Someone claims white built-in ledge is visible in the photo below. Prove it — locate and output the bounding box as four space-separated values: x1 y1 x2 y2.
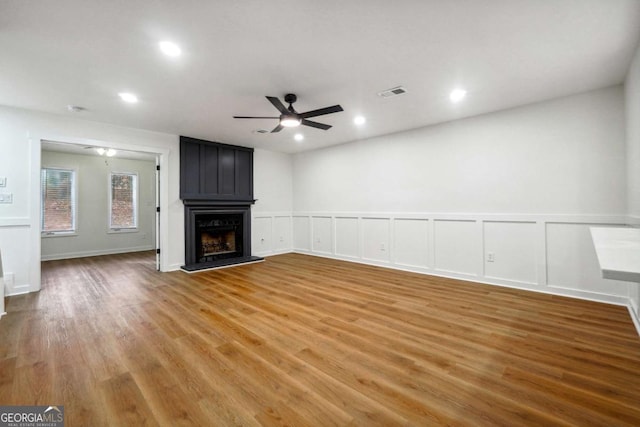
590 227 640 283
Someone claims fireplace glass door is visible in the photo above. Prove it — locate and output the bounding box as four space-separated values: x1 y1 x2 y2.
195 213 243 263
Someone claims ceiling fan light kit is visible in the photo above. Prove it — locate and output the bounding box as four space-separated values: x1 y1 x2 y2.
280 116 302 128
234 93 343 133
88 147 117 157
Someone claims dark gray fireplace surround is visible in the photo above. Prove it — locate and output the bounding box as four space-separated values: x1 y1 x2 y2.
180 136 263 271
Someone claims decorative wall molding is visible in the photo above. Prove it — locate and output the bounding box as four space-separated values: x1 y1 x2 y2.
0 218 30 228
252 212 294 258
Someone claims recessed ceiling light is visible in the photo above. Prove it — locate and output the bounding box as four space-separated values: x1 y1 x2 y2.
354 116 366 125
159 41 181 57
449 88 467 103
294 133 304 142
118 92 138 103
95 148 105 155
106 149 117 157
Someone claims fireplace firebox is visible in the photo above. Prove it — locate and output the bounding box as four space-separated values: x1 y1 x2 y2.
182 202 262 271
197 214 241 261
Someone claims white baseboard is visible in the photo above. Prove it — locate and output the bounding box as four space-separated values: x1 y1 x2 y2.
628 215 640 227
166 263 184 272
629 305 640 336
254 248 292 258
631 294 639 314
5 284 32 297
40 245 154 261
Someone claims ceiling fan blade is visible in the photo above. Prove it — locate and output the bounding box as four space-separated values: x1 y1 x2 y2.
271 124 284 133
233 116 279 119
300 104 343 119
302 119 332 130
266 96 289 114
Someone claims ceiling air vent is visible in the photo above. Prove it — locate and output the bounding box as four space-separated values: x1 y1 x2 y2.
377 86 407 98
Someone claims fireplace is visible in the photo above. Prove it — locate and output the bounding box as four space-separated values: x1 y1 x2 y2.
180 137 262 271
182 202 262 271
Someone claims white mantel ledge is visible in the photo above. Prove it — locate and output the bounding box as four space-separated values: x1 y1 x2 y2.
590 227 640 283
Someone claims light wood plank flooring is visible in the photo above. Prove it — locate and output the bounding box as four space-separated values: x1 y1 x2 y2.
1 252 640 426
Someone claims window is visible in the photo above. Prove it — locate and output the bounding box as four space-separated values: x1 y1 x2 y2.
41 168 76 234
110 172 138 230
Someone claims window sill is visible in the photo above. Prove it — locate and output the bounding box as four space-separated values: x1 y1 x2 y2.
108 228 138 234
42 232 78 238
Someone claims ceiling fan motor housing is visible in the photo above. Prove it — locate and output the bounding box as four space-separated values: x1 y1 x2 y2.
284 93 297 105
281 93 301 126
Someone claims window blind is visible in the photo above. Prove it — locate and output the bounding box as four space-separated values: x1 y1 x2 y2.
41 168 76 233
110 172 138 229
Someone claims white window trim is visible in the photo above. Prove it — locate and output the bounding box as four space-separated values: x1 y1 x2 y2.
108 171 139 232
42 231 78 238
107 228 138 234
41 166 78 236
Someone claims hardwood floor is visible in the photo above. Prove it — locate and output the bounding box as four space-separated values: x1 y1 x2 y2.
1 252 640 426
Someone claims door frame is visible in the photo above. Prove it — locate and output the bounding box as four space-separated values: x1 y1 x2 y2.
32 136 171 291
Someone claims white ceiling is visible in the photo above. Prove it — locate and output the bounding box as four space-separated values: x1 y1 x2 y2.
2 1 640 154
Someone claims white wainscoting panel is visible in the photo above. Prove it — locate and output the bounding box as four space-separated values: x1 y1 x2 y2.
483 221 537 284
335 217 359 258
0 225 32 296
293 216 310 251
393 218 429 268
433 219 479 276
546 222 631 295
362 218 390 263
312 216 333 255
273 216 292 253
252 213 293 257
252 216 273 256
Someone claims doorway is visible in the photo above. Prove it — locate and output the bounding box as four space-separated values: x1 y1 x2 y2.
40 140 162 270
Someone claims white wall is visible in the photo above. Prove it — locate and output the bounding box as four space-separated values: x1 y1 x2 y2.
627 42 640 222
40 150 156 260
253 148 293 213
625 41 640 316
292 87 638 324
294 87 626 214
252 148 294 257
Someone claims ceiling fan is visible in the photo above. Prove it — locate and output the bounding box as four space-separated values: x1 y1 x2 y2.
233 94 343 133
